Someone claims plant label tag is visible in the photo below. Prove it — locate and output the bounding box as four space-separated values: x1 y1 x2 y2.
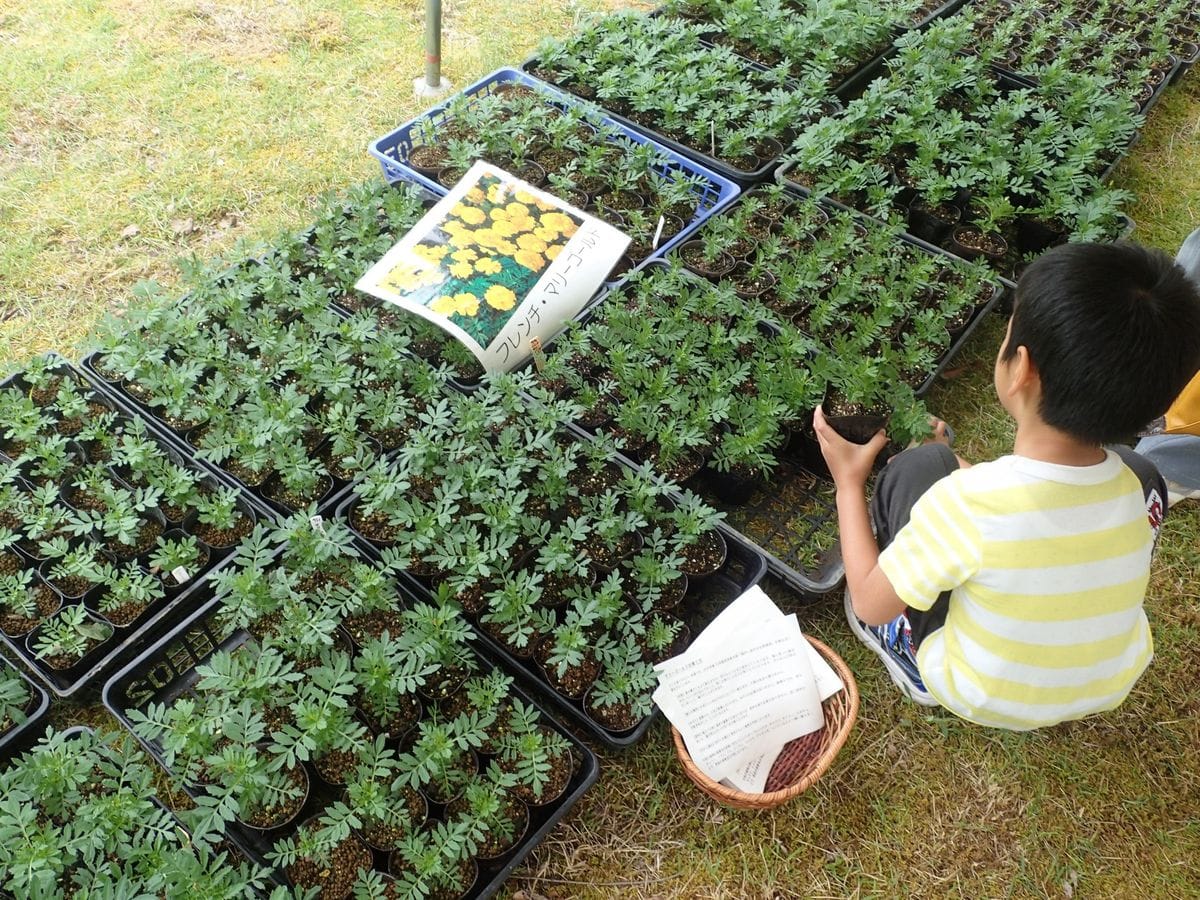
652 215 665 250
710 121 716 157
529 337 546 373
171 566 190 585
309 515 326 534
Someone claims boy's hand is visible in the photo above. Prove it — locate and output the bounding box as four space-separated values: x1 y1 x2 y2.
813 405 889 490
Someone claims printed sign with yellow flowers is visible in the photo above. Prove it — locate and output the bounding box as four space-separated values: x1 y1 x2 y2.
356 161 629 372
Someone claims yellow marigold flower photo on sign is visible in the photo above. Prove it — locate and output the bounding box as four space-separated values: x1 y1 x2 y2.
360 169 588 350
457 205 487 226
514 248 546 272
484 284 517 311
540 212 577 236
517 233 549 254
453 292 480 317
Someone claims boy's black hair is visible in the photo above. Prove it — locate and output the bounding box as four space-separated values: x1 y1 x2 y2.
1004 241 1200 444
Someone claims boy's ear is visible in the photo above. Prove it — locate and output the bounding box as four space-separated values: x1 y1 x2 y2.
1007 344 1040 397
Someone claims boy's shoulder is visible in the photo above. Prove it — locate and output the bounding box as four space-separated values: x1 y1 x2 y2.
939 451 1144 510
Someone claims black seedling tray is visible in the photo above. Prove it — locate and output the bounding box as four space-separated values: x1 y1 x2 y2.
337 493 768 749
78 351 364 525
518 54 830 187
0 356 260 697
692 456 844 597
103 584 600 900
0 654 51 764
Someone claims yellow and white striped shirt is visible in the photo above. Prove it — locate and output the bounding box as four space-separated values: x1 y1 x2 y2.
878 451 1155 730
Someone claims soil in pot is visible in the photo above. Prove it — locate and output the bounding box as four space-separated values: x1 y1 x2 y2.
389 851 477 900
635 615 690 666
587 530 642 574
352 782 426 852
642 443 705 484
505 739 573 806
677 529 727 579
342 607 406 647
286 826 373 900
315 747 361 788
418 663 469 704
423 748 478 805
729 264 777 300
408 143 449 176
360 692 422 742
536 637 599 700
1 580 61 638
447 790 529 860
823 392 890 445
679 242 736 280
188 512 254 550
585 689 639 733
947 225 1008 265
236 762 308 831
29 612 113 671
629 570 687 613
91 595 150 629
263 473 334 511
437 166 469 189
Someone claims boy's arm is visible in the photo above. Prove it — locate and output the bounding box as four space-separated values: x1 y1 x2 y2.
813 407 907 626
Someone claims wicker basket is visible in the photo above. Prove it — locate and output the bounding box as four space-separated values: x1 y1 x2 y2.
672 635 859 810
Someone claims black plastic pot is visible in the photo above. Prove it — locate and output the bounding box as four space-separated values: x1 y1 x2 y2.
907 198 961 245
946 225 1009 265
104 586 600 900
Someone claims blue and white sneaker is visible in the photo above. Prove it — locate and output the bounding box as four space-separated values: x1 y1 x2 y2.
843 591 939 707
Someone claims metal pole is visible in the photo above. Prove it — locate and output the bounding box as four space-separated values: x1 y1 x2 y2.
425 0 442 90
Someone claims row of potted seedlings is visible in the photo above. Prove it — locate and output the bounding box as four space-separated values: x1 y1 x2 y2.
0 355 255 693
674 186 997 390
1060 0 1200 63
119 512 593 899
781 18 1139 281
962 0 1180 108
0 728 286 898
85 183 479 517
526 233 990 586
657 0 933 90
340 373 747 743
378 75 728 292
525 11 834 180
0 657 46 754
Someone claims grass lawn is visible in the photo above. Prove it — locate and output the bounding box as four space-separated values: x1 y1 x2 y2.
3 2 1200 898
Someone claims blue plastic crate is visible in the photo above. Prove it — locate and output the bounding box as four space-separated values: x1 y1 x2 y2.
368 68 740 280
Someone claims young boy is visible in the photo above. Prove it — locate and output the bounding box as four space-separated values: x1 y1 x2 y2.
814 241 1200 730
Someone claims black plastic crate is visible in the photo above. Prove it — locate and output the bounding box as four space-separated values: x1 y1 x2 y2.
103 584 600 900
0 357 261 697
337 496 768 748
0 654 51 764
518 47 834 186
78 350 369 525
